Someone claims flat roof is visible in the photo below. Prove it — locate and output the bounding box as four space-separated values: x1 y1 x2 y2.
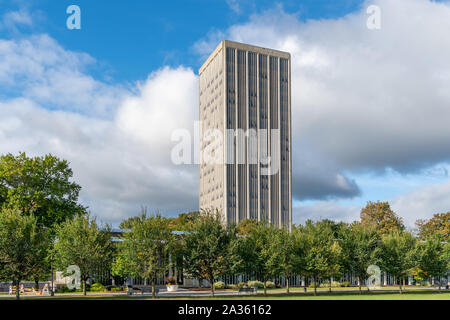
199 40 291 75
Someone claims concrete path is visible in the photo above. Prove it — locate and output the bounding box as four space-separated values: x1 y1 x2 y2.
0 286 447 299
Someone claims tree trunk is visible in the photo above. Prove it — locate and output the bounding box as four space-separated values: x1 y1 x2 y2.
210 277 215 297
438 276 441 293
313 276 317 296
264 277 267 296
152 278 156 299
328 279 332 293
286 275 290 294
359 278 362 294
83 279 87 296
399 281 402 294
15 279 20 300
34 276 40 291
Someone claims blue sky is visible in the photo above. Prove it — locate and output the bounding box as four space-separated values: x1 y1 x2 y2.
0 0 366 81
1 0 450 227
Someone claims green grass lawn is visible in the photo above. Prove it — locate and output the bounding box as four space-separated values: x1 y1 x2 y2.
221 285 436 292
165 289 450 300
1 290 448 300
207 291 450 300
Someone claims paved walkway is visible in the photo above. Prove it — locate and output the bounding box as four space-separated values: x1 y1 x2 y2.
1 287 447 299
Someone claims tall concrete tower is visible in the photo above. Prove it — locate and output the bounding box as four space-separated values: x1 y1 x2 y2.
199 40 292 229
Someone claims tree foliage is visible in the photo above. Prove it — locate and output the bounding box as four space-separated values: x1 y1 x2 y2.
416 234 449 292
0 209 50 299
233 221 282 295
301 220 342 295
53 213 113 295
416 213 449 241
236 218 260 235
182 209 236 296
0 152 84 229
340 223 378 292
113 212 173 298
360 201 405 235
168 211 201 231
378 230 416 293
269 227 300 293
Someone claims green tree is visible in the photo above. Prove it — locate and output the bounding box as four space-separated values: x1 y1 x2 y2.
113 213 173 298
0 209 50 300
378 230 416 293
53 213 113 295
411 267 428 284
168 211 201 231
301 220 342 296
416 234 449 292
269 228 299 294
182 209 236 297
416 213 450 241
29 237 52 291
0 152 84 229
360 201 405 235
236 218 260 235
111 256 129 280
291 225 308 290
340 223 379 293
235 222 284 295
119 216 142 230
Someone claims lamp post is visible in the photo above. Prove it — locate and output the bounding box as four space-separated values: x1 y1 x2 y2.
51 256 54 296
50 239 55 296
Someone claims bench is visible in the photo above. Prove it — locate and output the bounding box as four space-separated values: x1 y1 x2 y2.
127 285 159 295
238 287 257 295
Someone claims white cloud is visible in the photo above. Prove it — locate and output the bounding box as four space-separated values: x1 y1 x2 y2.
295 177 450 228
226 0 242 13
0 35 199 225
391 179 450 227
0 10 33 32
3 0 450 225
293 201 361 226
195 0 450 182
0 34 125 117
116 66 198 154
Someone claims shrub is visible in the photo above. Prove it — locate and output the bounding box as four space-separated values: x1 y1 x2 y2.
90 283 105 292
237 282 246 289
331 281 340 287
214 281 225 289
59 284 90 293
319 281 340 288
110 287 124 292
340 282 352 287
247 280 264 288
265 281 276 288
57 286 75 293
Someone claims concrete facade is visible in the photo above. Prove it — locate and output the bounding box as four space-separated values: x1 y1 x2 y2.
199 40 292 229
